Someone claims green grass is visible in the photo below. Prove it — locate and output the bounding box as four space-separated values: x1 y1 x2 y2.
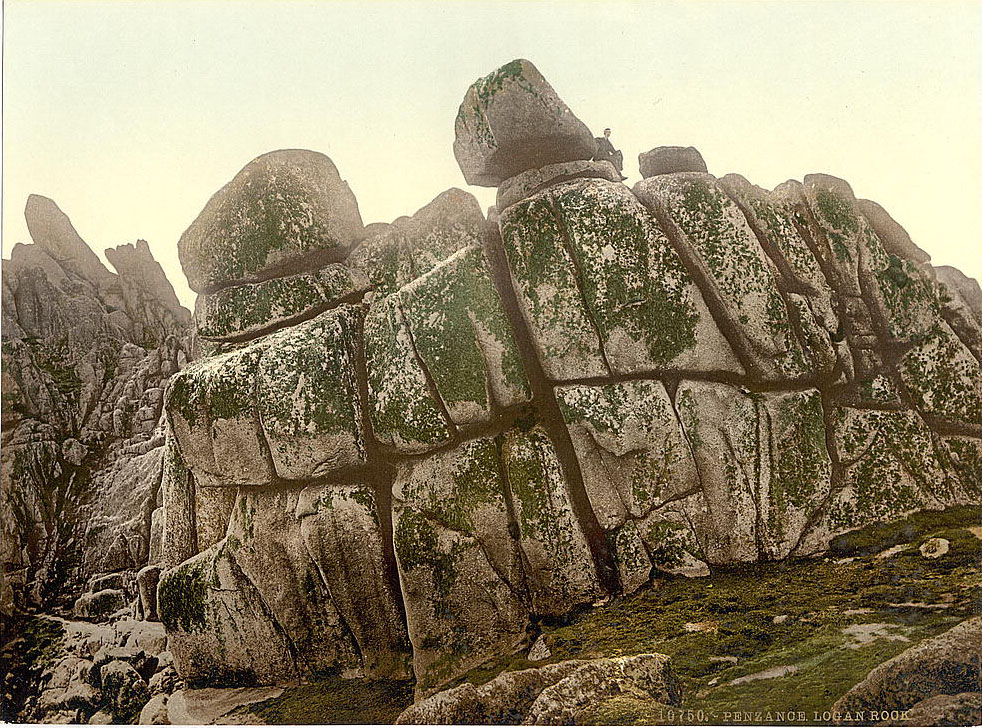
240 676 413 725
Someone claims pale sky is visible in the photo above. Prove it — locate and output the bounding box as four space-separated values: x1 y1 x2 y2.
4 0 981 309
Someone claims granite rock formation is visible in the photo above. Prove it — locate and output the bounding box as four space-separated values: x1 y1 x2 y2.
148 59 982 702
1 196 192 619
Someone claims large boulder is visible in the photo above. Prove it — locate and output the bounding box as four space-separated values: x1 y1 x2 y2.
526 653 681 725
178 149 364 293
453 59 596 186
639 146 708 178
396 660 588 724
832 617 982 716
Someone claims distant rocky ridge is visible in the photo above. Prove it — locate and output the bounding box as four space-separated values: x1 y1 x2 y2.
151 56 982 704
1 195 191 619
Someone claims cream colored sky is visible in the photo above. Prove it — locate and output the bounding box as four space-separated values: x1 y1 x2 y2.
4 0 981 309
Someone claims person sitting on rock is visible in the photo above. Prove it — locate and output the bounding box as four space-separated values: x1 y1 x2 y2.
593 128 627 181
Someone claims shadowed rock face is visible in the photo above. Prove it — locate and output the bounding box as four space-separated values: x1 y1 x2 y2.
157 59 982 695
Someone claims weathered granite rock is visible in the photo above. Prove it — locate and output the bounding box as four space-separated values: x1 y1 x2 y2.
146 67 982 703
499 178 741 380
556 379 700 587
396 660 588 724
73 589 128 621
2 197 190 613
297 483 412 678
935 266 982 362
718 174 839 351
392 437 529 689
224 487 363 677
824 408 965 536
897 320 982 429
832 617 982 716
635 173 812 381
502 426 603 613
138 693 169 724
639 146 708 178
104 240 191 347
193 263 368 342
525 653 682 725
895 692 982 726
100 660 149 722
396 246 530 427
857 198 931 265
24 195 118 292
496 159 620 212
168 306 367 486
454 59 596 186
675 382 832 562
256 306 367 480
158 541 298 685
166 343 271 486
364 293 454 453
348 188 486 298
178 149 364 293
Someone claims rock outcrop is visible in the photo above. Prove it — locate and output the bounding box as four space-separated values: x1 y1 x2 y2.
136 59 981 703
2 196 192 618
832 617 982 719
394 653 681 725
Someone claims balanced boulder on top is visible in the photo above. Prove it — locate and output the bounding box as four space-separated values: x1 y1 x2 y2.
639 146 708 178
453 59 596 186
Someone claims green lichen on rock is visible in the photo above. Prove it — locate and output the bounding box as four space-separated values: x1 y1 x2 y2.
502 179 741 378
396 437 509 534
348 188 485 298
194 264 366 342
635 174 807 380
392 495 528 690
399 246 529 425
165 340 272 485
453 59 595 186
551 180 702 371
498 189 610 379
674 382 832 562
828 407 960 533
937 436 982 499
765 390 831 552
898 321 982 428
159 541 300 686
178 150 364 293
557 379 699 530
502 426 602 613
257 306 367 479
871 254 940 342
364 293 452 453
158 557 211 634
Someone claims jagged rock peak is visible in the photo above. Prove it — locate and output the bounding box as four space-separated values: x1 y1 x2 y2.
177 149 365 294
104 239 189 321
453 59 596 186
24 194 116 288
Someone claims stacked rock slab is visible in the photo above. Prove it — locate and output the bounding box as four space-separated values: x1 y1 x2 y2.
158 59 982 697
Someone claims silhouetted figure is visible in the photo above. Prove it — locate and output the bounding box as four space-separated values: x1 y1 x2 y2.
593 128 627 181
